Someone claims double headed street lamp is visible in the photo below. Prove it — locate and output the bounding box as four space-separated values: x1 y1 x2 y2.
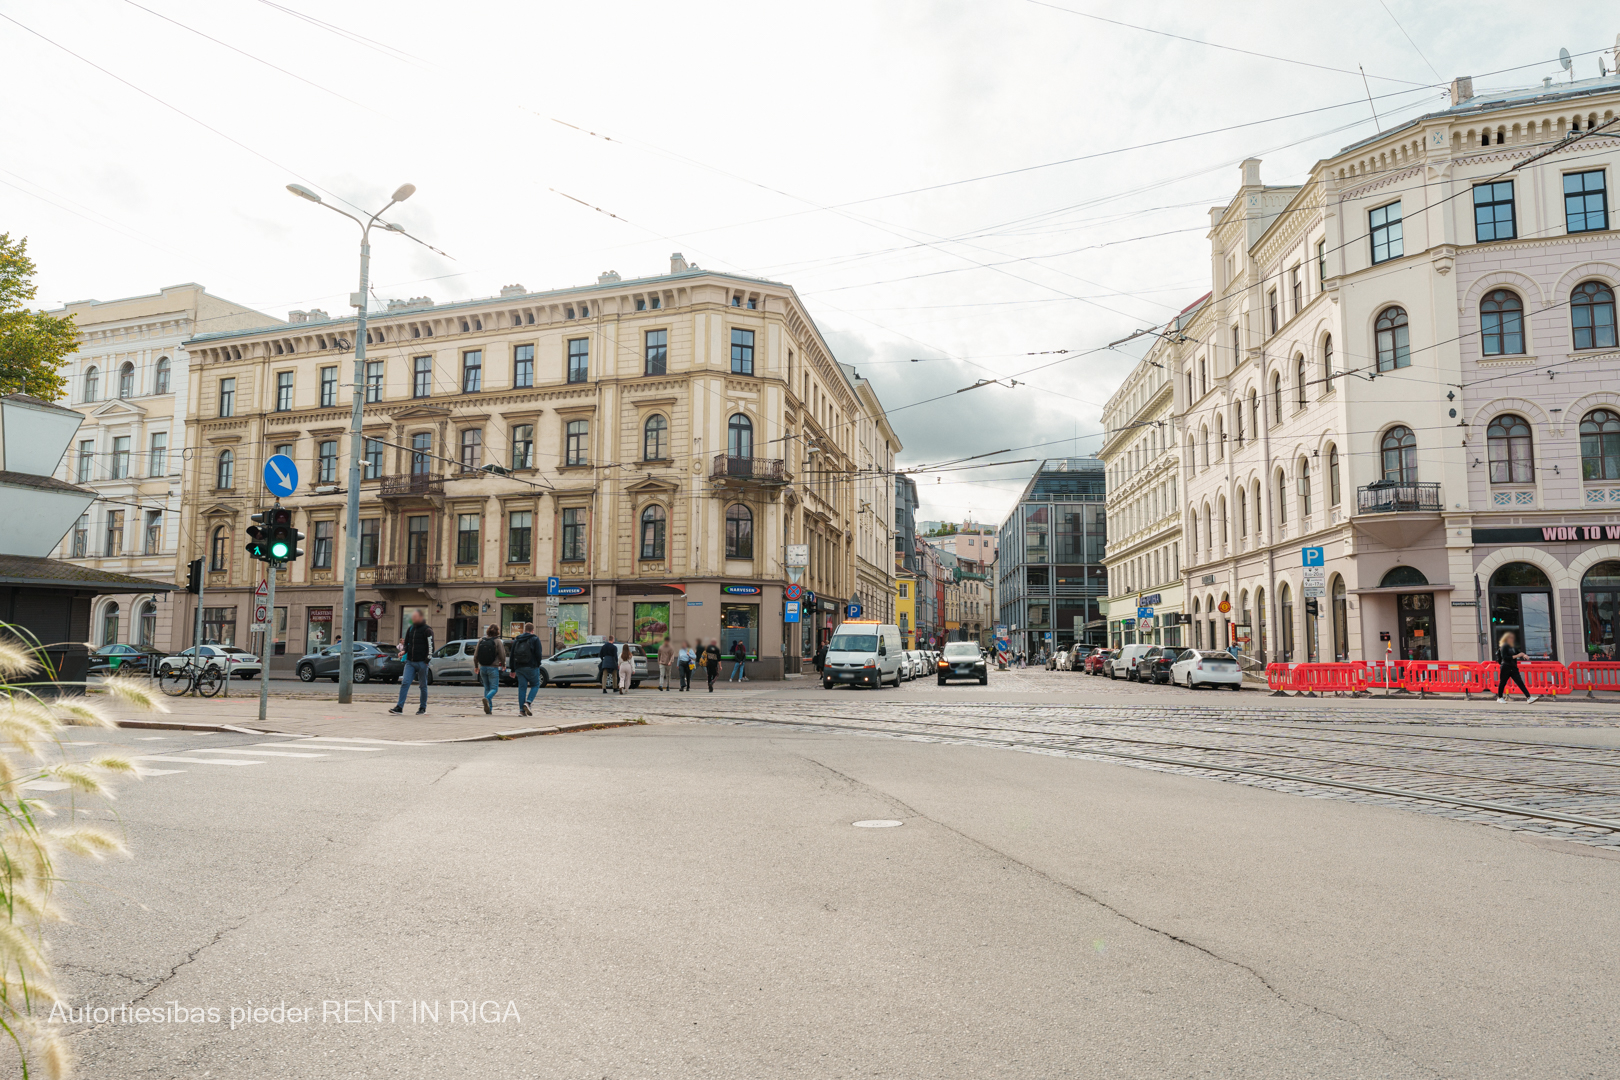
287 181 418 703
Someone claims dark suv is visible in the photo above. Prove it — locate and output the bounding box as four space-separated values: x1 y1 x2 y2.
296 641 404 684
1133 646 1182 685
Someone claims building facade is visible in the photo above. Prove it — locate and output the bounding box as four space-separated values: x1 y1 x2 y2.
847 366 900 628
176 259 875 678
1100 314 1188 649
1181 70 1620 664
49 284 280 651
996 458 1108 656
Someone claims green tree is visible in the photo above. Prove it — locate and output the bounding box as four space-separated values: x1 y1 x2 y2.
0 235 77 401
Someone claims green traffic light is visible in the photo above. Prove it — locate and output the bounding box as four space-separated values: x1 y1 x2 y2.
270 541 290 559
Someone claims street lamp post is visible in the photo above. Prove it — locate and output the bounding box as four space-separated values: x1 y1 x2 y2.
287 181 416 703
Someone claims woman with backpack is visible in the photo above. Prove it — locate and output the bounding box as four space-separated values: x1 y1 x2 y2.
474 625 507 715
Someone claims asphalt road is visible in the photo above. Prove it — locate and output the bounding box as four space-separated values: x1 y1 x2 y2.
36 715 1620 1079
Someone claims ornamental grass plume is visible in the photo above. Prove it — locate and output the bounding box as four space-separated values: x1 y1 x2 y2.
0 626 159 1078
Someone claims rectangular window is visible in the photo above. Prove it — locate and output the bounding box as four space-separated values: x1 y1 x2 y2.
459 429 481 471
276 371 294 411
461 350 482 393
104 510 124 557
357 518 379 567
1268 289 1278 333
363 437 383 479
77 440 93 483
406 515 430 565
561 507 585 561
730 328 754 375
202 607 236 648
219 378 235 417
318 439 338 484
1565 170 1609 233
320 365 338 408
413 356 432 398
1369 201 1403 263
508 511 532 563
143 510 162 555
567 338 589 383
1317 238 1327 288
148 432 167 477
1474 180 1516 242
111 436 130 479
365 360 384 402
1290 265 1301 315
275 443 293 460
513 344 534 388
1231 325 1240 364
312 520 333 569
411 432 432 474
565 420 588 466
899 583 908 598
644 329 667 376
455 513 480 564
511 424 533 470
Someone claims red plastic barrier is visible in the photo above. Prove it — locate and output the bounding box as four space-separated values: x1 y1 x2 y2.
1570 661 1620 695
1359 659 1414 691
1475 660 1571 696
1296 663 1368 694
1401 661 1487 696
1266 663 1294 692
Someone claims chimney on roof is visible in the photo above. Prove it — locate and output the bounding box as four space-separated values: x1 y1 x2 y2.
598 270 620 284
1240 158 1262 188
670 252 688 274
1450 75 1474 104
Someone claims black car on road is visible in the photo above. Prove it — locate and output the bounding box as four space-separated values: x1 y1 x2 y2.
1133 646 1182 685
936 642 988 685
295 641 404 684
87 643 165 676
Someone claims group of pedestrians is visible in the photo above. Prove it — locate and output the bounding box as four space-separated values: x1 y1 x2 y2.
388 608 756 715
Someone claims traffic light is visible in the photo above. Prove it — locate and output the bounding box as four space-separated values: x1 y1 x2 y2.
186 558 203 593
267 507 303 564
1305 598 1320 617
247 510 271 563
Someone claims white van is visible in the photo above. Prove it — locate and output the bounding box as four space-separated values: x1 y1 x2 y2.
822 621 904 689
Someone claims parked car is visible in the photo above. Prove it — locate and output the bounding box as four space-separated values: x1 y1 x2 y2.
936 641 988 685
158 645 261 679
86 643 165 676
1171 649 1244 690
1105 644 1153 679
1133 646 1183 685
1081 648 1112 675
536 642 644 688
296 641 403 684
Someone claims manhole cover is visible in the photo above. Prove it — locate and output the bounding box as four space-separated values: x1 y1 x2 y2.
853 819 903 828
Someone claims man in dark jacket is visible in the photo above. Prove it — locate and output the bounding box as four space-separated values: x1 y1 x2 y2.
389 610 434 715
599 635 620 694
509 622 543 717
703 640 721 692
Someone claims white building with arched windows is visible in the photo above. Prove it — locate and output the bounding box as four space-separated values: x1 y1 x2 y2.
1177 70 1620 665
49 284 280 651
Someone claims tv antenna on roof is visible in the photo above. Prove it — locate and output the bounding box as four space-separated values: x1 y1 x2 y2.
1560 47 1573 82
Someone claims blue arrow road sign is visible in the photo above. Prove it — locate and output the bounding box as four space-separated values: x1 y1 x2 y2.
1302 545 1325 567
546 576 560 596
263 454 299 497
1137 607 1153 620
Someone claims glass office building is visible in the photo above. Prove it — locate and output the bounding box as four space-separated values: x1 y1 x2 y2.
996 458 1108 656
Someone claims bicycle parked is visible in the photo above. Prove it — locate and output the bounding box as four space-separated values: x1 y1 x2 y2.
157 656 223 698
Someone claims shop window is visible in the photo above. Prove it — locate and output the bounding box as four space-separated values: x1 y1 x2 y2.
203 606 237 647
721 603 758 659
1581 561 1620 658
1489 562 1556 659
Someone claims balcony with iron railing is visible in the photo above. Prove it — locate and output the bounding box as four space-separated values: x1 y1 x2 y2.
1356 481 1441 514
710 454 789 487
373 563 440 587
380 473 444 497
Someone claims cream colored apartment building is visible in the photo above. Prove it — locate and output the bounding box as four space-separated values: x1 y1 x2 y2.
50 284 281 651
847 365 901 629
177 257 870 677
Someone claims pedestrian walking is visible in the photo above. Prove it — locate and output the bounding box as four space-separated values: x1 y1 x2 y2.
509 622 543 717
729 639 747 681
677 641 695 691
475 624 506 715
618 643 633 694
704 639 721 692
657 636 674 691
599 635 619 694
1495 632 1539 703
389 609 434 715
813 642 827 674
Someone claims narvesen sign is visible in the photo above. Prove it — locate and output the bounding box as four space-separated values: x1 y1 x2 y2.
1473 525 1620 545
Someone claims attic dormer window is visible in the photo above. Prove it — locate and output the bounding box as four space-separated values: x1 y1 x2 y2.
650 297 660 310
460 320 470 333
732 296 741 307
525 312 534 324
318 336 327 349
747 298 757 310
580 304 589 317
636 299 646 311
565 307 575 319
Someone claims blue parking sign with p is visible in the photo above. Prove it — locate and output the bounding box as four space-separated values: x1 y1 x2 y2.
1302 546 1325 567
546 576 560 596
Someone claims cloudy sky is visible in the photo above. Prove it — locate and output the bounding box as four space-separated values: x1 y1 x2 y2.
3 0 1609 525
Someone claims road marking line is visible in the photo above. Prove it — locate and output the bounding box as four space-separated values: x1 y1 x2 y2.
22 781 70 791
137 768 186 776
182 749 328 758
135 756 262 767
282 736 427 746
251 742 380 752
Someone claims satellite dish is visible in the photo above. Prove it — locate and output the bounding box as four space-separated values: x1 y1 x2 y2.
1560 47 1572 73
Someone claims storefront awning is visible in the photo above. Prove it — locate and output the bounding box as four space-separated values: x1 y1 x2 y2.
1347 583 1457 596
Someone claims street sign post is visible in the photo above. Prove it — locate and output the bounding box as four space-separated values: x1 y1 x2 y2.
263 454 299 498
847 603 863 619
257 565 276 725
546 576 560 596
784 601 800 623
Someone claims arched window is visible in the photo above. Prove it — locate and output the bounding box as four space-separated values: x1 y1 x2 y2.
1375 306 1410 371
1252 479 1262 535
1275 468 1287 525
727 413 753 459
1572 280 1617 351
118 361 134 398
1321 334 1334 392
1298 459 1312 517
153 356 170 395
725 503 753 559
1379 565 1429 588
1480 289 1524 356
1200 425 1209 468
209 525 228 571
1215 415 1224 461
1489 562 1556 659
83 366 99 402
1255 586 1267 658
643 414 668 461
216 449 234 489
1249 388 1259 435
1327 444 1341 506
1295 354 1307 406
1279 582 1295 660
1581 409 1620 480
1330 576 1348 661
1581 561 1620 658
1487 414 1534 483
101 602 119 646
639 505 666 560
1381 426 1416 483
1234 396 1245 443
1271 372 1282 418
1203 503 1213 551
1189 509 1199 554
138 599 158 647
1218 494 1228 547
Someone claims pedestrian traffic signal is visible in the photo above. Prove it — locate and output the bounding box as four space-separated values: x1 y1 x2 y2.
247 507 303 565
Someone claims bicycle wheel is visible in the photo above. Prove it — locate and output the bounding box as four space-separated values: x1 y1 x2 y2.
196 667 224 698
158 666 192 697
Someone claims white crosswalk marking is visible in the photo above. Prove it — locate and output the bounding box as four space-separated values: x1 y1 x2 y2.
138 768 186 776
184 748 328 759
136 756 260 767
22 780 70 791
250 742 380 753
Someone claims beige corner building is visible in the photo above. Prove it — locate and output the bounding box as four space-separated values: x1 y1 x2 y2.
175 257 891 677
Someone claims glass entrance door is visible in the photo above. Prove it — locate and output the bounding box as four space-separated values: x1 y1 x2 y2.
1397 592 1435 660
